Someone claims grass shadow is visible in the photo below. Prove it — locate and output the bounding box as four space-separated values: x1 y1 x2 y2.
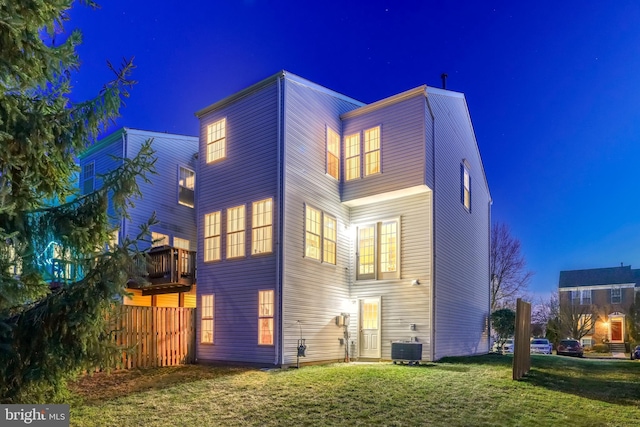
69 364 252 405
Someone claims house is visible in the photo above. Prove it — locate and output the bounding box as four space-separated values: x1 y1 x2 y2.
558 265 640 348
78 127 199 307
194 71 491 366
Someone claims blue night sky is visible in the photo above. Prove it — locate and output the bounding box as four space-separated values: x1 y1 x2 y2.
68 1 640 300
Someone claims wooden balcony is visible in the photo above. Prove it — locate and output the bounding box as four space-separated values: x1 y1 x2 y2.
129 246 196 295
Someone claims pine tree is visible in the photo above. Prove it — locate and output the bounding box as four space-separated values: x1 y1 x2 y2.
0 1 155 402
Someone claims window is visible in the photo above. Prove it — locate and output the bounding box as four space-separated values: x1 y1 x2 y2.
151 232 169 248
201 294 214 344
578 314 595 333
581 289 592 305
305 206 322 260
345 133 360 181
461 163 471 211
178 166 195 207
82 162 95 194
174 237 190 251
108 229 119 250
6 244 22 276
364 126 380 176
252 198 273 255
206 118 226 163
581 337 594 348
356 220 400 280
227 205 245 258
323 215 337 265
611 287 622 304
258 290 274 345
204 212 221 262
327 127 340 180
305 206 337 264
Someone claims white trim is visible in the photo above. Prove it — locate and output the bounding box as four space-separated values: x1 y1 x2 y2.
559 283 635 292
343 184 431 207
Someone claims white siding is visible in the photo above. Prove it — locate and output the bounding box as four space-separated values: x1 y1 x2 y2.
342 93 427 202
349 193 432 360
428 89 491 360
124 129 198 247
196 80 280 365
281 77 362 365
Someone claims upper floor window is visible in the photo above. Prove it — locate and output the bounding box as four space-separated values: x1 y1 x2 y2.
356 220 399 280
201 294 214 344
178 166 195 208
327 127 340 180
227 205 245 258
364 126 380 176
207 118 226 163
571 289 591 305
151 232 169 248
82 162 95 194
204 212 221 262
611 287 622 304
345 133 360 181
304 205 336 265
461 163 471 211
258 290 274 345
252 198 273 255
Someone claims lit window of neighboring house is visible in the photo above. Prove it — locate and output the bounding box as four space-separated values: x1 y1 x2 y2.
204 212 221 262
258 290 274 345
611 287 622 304
364 126 381 176
252 198 273 255
83 162 95 194
7 244 22 276
304 205 337 265
345 133 360 181
327 127 340 180
174 237 190 251
461 163 471 211
206 118 226 163
178 166 195 207
201 294 214 344
151 232 169 248
356 220 400 280
581 289 592 305
227 205 245 258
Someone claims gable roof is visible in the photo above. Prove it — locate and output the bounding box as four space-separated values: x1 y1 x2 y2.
558 265 640 288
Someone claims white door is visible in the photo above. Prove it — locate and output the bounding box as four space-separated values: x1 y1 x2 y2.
360 298 381 358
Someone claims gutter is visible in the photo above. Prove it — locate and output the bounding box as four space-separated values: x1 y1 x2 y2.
275 75 285 366
424 90 436 362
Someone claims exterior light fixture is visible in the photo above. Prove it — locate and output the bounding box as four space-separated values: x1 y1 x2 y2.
411 279 420 286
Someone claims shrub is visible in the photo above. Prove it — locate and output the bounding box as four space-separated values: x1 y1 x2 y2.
592 344 609 353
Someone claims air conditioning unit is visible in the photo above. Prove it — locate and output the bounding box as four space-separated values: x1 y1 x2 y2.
391 341 422 364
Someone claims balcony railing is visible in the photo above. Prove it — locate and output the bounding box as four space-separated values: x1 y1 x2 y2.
127 246 196 295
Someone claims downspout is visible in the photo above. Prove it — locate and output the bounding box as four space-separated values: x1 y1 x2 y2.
425 90 437 361
488 198 493 351
121 129 128 240
275 74 284 366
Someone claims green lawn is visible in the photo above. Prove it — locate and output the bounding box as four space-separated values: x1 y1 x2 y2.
68 354 640 426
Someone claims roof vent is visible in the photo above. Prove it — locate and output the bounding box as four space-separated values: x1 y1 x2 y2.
441 73 448 89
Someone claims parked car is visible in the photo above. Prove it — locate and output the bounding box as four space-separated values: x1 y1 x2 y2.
630 345 640 360
530 338 552 354
557 339 583 357
502 338 514 354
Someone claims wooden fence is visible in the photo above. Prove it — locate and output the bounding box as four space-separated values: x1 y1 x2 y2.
111 305 196 369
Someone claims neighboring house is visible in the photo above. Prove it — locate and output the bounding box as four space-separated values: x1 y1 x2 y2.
194 71 491 366
78 128 199 308
558 265 640 348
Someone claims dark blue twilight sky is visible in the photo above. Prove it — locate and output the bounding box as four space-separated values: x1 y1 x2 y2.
68 1 640 300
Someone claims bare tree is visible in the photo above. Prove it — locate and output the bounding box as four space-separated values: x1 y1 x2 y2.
559 301 595 341
490 222 534 311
